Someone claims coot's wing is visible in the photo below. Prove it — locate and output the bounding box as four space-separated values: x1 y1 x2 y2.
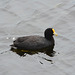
13 36 28 46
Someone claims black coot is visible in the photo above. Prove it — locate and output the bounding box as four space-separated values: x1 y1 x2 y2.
11 28 57 55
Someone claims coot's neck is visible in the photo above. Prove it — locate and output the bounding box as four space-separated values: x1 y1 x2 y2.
45 35 53 41
44 30 53 41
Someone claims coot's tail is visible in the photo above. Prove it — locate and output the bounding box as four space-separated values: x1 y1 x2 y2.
10 44 17 49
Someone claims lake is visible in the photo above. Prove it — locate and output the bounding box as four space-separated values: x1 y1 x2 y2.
0 0 75 75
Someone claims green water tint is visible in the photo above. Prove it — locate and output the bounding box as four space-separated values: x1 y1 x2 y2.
10 47 56 57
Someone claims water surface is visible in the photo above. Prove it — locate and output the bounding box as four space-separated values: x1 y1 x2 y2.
0 0 75 75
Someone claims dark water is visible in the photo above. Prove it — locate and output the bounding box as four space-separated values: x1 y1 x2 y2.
0 0 75 75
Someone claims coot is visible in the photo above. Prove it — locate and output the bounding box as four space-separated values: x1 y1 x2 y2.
11 28 57 52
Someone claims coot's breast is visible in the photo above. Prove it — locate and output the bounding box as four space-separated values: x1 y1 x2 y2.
13 36 54 50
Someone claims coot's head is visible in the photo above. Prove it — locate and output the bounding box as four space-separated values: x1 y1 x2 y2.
44 28 57 40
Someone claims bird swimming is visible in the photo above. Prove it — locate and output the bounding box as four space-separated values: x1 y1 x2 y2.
11 28 57 56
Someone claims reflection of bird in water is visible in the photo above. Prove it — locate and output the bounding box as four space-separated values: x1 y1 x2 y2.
10 28 57 57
